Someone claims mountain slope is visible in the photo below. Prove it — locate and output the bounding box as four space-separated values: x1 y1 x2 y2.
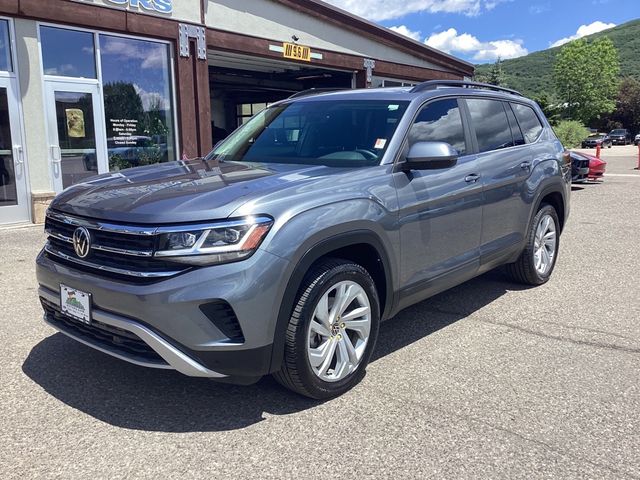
475 18 640 100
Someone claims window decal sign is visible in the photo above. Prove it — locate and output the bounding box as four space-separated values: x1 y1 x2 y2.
106 0 173 14
66 109 86 138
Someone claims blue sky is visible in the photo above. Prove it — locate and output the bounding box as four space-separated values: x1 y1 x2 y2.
325 0 639 64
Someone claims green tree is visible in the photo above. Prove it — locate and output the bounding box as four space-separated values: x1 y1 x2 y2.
554 120 590 148
486 57 506 86
533 93 561 125
476 58 506 86
553 37 620 124
102 82 144 138
611 77 640 134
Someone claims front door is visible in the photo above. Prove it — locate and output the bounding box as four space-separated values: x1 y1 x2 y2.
45 81 107 193
394 98 483 308
0 76 29 225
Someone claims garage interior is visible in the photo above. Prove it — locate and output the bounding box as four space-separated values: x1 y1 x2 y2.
208 51 355 143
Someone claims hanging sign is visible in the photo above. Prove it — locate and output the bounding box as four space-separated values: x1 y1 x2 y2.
282 43 312 62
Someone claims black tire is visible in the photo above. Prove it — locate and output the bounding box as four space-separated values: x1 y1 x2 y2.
273 258 380 399
506 204 560 286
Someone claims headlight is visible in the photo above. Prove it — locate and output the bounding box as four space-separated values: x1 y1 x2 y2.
155 216 273 265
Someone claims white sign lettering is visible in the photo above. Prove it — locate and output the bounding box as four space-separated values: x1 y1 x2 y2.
106 0 173 14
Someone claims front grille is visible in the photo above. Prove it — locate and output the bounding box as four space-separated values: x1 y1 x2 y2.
44 211 190 283
41 297 167 366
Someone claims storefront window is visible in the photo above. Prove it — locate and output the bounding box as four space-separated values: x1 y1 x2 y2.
371 76 416 88
237 103 269 127
99 35 176 170
40 26 96 78
0 20 12 72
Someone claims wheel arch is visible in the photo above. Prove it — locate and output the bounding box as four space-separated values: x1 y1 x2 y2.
529 184 566 233
268 230 394 373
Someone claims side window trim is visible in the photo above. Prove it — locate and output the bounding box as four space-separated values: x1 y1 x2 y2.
509 101 544 144
462 96 539 154
395 96 471 165
503 101 526 147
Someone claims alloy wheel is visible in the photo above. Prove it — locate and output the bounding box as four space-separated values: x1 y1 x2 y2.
533 214 557 275
306 280 371 382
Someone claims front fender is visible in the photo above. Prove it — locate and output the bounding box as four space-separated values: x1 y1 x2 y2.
260 200 399 373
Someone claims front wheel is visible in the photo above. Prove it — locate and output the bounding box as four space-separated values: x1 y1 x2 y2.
274 259 380 399
506 204 560 285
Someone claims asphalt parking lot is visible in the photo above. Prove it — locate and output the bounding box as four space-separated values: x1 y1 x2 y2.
1 147 639 479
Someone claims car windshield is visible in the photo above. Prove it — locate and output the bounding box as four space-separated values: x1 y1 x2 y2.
206 100 409 168
610 129 626 134
588 135 604 139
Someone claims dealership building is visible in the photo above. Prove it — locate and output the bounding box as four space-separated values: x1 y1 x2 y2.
0 0 473 225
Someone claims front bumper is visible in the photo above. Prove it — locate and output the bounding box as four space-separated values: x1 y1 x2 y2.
36 247 290 379
39 286 226 377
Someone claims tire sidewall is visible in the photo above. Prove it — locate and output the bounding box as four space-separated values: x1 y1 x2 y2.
527 204 560 283
293 263 380 397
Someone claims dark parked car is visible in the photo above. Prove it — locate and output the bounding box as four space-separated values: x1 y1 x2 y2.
570 151 606 182
37 81 571 399
608 129 631 145
581 134 611 149
570 151 590 182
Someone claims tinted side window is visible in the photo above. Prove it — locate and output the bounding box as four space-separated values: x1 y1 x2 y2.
409 99 466 155
505 104 525 146
511 103 543 143
466 98 513 153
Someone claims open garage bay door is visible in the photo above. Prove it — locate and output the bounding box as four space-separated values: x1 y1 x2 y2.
209 51 354 143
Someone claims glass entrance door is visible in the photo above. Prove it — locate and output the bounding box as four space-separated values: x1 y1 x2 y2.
0 76 28 225
45 81 107 192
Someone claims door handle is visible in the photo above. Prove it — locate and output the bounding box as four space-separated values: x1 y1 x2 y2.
465 174 480 183
12 145 23 165
50 145 61 164
520 161 532 170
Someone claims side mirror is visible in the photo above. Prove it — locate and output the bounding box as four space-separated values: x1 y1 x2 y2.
402 141 459 171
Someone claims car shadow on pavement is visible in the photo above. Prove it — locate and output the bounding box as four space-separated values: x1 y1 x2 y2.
22 270 527 433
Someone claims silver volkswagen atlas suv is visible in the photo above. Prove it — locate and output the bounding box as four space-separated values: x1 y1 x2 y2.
37 81 571 399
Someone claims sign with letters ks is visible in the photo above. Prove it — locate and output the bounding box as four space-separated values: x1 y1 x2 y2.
107 0 173 14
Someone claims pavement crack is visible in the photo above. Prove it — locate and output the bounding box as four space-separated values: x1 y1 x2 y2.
533 319 639 344
478 319 640 355
376 389 640 480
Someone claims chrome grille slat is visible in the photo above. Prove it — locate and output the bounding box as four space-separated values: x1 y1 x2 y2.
44 211 189 281
44 243 183 278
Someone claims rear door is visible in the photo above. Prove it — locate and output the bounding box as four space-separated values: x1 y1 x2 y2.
394 98 483 307
464 98 532 264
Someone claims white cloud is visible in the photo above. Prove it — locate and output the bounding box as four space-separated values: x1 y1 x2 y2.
473 39 528 61
323 0 506 22
133 84 170 112
101 37 167 70
389 25 422 41
425 28 528 61
550 21 616 47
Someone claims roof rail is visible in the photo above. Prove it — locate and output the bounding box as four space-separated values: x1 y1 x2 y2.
288 88 348 100
410 80 522 97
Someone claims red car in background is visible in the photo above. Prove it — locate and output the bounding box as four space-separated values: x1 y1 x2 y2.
570 151 607 182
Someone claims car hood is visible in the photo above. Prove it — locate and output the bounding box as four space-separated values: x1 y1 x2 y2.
50 158 343 224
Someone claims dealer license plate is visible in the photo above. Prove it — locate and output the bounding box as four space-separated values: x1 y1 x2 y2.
60 284 92 325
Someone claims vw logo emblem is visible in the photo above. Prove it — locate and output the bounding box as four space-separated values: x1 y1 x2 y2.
72 227 91 258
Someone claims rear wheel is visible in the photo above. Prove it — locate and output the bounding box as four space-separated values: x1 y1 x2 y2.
274 259 380 399
506 204 560 285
